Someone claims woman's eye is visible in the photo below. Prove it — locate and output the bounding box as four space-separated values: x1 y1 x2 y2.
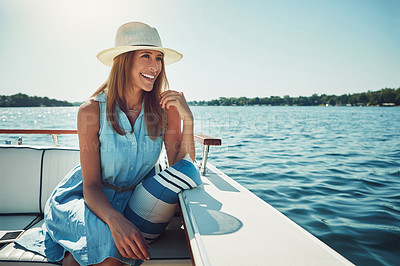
141 54 150 58
156 57 163 61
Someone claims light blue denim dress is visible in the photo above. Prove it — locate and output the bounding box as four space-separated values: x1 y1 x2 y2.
16 92 163 265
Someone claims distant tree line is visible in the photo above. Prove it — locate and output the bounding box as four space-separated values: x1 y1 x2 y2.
2 88 399 107
188 88 400 107
0 93 74 107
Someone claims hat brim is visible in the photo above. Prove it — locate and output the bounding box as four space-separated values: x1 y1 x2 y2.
97 46 183 67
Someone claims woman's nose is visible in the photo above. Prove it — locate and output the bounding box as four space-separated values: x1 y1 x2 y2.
149 59 159 73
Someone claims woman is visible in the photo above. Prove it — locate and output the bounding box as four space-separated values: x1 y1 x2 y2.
16 22 201 266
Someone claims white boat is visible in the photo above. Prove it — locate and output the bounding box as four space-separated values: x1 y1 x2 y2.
0 129 353 265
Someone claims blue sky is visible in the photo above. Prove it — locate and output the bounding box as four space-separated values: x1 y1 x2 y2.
0 0 399 102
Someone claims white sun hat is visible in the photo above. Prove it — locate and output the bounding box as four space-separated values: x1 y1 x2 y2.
97 22 183 67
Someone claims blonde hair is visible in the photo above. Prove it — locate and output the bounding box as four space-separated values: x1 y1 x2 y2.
92 51 167 140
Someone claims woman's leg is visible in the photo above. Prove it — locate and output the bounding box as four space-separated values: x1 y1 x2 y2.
124 157 202 242
62 250 127 266
62 252 80 266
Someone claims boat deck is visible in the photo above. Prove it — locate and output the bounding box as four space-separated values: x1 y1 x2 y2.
180 163 353 265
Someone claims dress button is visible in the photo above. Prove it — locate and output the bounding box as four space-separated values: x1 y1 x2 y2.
130 167 133 170
132 141 135 145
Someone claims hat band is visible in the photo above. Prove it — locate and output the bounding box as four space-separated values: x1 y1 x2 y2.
130 44 157 47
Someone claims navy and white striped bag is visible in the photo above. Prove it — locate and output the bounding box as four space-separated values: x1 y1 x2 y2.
124 154 202 242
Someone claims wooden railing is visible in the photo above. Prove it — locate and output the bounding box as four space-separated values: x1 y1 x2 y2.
0 129 221 175
194 133 221 175
0 129 78 146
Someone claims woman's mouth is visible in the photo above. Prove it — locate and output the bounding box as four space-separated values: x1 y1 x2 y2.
141 73 155 81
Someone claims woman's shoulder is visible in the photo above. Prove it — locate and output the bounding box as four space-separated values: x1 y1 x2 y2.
78 98 100 118
77 98 101 135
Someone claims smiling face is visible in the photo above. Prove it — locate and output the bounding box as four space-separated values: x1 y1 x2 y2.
131 49 164 93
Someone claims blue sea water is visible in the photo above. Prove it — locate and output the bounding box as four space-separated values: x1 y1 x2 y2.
1 105 400 265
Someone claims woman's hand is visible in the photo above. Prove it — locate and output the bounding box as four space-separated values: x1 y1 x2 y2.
108 214 150 261
159 90 193 122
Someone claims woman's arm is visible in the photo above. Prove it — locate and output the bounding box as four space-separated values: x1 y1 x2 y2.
78 100 150 261
160 90 195 165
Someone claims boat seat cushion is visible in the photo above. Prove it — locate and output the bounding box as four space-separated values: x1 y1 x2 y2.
40 149 80 211
0 147 43 214
0 146 80 214
125 156 202 242
0 239 60 265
